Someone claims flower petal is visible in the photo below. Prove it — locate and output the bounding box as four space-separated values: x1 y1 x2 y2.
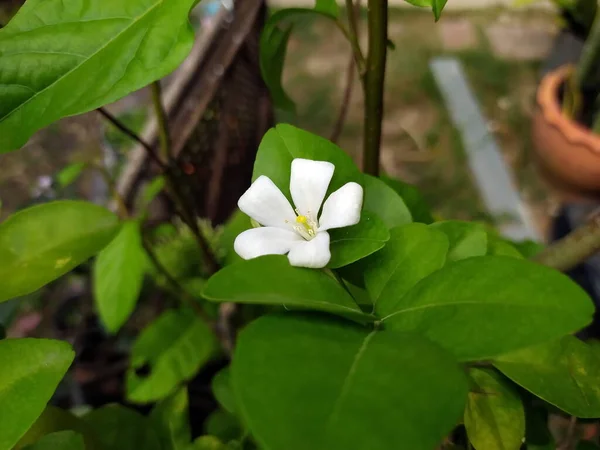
290 158 335 218
238 176 296 229
287 231 331 268
234 227 302 260
318 182 363 231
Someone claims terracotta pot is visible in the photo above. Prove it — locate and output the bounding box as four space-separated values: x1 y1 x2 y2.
532 65 600 196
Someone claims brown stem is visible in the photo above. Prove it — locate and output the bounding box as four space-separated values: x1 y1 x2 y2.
533 212 600 272
362 0 388 176
339 0 365 76
97 107 166 170
330 53 356 143
150 81 172 161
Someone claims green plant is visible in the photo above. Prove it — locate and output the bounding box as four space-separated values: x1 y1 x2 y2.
1 0 600 450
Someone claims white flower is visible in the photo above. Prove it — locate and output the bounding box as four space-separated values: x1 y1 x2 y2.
234 158 364 268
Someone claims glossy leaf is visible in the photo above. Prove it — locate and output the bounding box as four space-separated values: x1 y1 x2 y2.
232 314 468 450
0 339 74 450
495 336 600 418
203 255 364 319
22 431 84 450
127 308 216 403
0 201 120 302
381 176 434 224
364 223 448 317
328 211 389 269
85 405 161 450
464 368 525 450
430 220 487 262
93 221 146 333
151 388 191 450
260 5 339 110
211 368 236 414
384 256 594 361
0 0 197 152
252 125 361 204
15 406 100 450
487 234 523 258
362 175 412 229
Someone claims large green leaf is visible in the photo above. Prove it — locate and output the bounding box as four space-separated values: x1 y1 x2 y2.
362 175 412 229
232 314 468 450
364 223 448 317
93 220 146 333
15 406 100 450
495 336 600 418
260 3 339 110
211 368 236 415
383 256 594 361
252 125 361 203
0 338 74 450
127 308 216 403
0 0 197 152
464 368 525 450
84 405 161 450
430 220 488 262
327 211 389 269
22 431 84 450
219 210 252 267
381 176 434 224
150 388 191 450
0 201 120 302
203 255 365 319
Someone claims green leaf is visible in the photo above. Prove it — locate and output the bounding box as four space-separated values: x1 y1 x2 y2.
261 5 339 111
219 210 252 267
127 308 216 403
93 221 145 333
487 234 523 258
381 176 434 224
187 436 227 450
433 0 449 20
383 256 594 361
139 176 166 211
15 406 100 450
204 410 242 443
362 175 412 229
327 211 390 269
430 220 488 262
464 368 525 450
232 314 468 450
0 338 74 450
495 336 600 418
0 0 197 152
22 431 84 450
55 163 85 189
252 125 361 203
0 201 120 302
203 255 365 319
364 223 448 317
211 368 236 414
84 405 161 450
150 388 191 450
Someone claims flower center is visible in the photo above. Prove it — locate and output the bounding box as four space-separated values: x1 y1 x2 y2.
293 212 318 240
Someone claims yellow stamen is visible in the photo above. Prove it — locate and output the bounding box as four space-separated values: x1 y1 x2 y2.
296 215 307 224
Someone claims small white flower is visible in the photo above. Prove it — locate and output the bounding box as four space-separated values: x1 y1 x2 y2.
234 158 364 268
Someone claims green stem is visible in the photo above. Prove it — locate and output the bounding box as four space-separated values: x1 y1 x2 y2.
150 80 171 162
533 212 600 272
340 0 365 76
576 11 600 90
362 0 388 176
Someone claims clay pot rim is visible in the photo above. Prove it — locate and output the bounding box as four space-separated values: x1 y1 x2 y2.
537 65 600 155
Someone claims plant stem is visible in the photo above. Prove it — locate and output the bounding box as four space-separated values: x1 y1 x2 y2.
331 53 356 143
534 211 600 272
340 0 365 76
362 0 388 176
150 80 171 161
97 107 166 170
576 12 600 90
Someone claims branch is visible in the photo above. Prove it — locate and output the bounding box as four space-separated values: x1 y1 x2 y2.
362 0 388 176
97 107 167 170
337 0 365 76
150 81 172 161
533 212 600 272
330 53 356 143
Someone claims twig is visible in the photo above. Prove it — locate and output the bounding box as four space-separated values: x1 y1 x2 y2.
150 81 172 161
558 416 578 450
534 211 600 272
338 0 365 76
362 0 388 176
97 107 167 170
